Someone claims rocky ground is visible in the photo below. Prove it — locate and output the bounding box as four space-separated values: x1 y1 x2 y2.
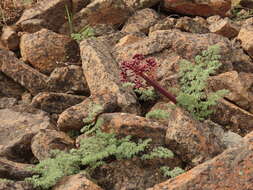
0 0 253 189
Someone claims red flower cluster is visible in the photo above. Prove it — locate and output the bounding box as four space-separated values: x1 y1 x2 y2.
120 54 158 88
119 54 177 104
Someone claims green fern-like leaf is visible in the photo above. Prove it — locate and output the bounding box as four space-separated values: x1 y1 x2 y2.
177 45 228 120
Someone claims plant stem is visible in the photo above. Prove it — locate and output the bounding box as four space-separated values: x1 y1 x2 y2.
139 73 177 104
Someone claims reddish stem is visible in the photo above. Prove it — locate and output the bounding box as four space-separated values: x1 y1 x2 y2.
139 73 177 104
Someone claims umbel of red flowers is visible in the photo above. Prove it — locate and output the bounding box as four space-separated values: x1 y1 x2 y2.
119 54 177 104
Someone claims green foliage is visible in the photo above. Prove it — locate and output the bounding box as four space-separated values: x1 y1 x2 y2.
25 150 81 189
71 26 95 42
26 119 152 189
177 45 229 120
141 147 174 160
231 5 253 21
160 166 185 178
145 109 170 120
135 87 157 101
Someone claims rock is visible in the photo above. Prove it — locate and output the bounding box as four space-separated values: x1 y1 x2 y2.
0 97 18 109
233 0 253 8
97 31 128 48
0 104 55 162
122 8 159 34
21 91 33 105
0 72 25 99
115 34 144 47
61 0 132 34
211 98 253 136
0 50 48 95
47 65 89 95
0 180 35 190
72 0 91 13
31 92 86 114
31 129 75 161
16 0 72 32
148 130 253 190
237 24 253 58
90 24 116 37
231 47 253 73
163 0 231 17
99 113 168 145
165 107 223 165
114 30 234 73
19 19 47 33
0 158 34 180
209 17 239 38
92 158 172 190
52 173 103 190
206 15 221 24
1 26 19 50
20 29 80 74
175 16 209 34
57 94 118 131
122 0 160 10
149 17 176 33
80 38 140 113
209 71 253 112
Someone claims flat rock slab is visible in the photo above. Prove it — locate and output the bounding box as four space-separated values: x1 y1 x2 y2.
99 113 168 145
0 158 34 180
0 104 55 162
31 92 86 114
163 0 231 17
0 180 35 190
0 50 48 96
148 131 253 190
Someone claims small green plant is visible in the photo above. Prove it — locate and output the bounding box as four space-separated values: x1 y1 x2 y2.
145 109 170 120
177 45 229 120
231 5 253 21
160 166 185 178
134 87 157 101
65 5 94 41
26 119 152 189
71 26 95 42
141 147 174 160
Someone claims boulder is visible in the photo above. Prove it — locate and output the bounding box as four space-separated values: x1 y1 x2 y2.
0 50 48 96
52 173 103 190
31 129 75 161
163 0 231 17
0 72 25 99
57 94 118 131
237 24 253 58
165 107 223 165
1 26 19 50
122 0 160 10
99 113 168 145
0 104 55 162
16 0 72 32
0 180 35 190
60 0 132 34
122 8 159 34
209 17 240 38
47 65 89 95
80 38 140 113
148 130 253 190
20 29 80 74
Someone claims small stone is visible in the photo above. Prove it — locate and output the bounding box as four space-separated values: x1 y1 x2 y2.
1 26 19 50
237 24 253 58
